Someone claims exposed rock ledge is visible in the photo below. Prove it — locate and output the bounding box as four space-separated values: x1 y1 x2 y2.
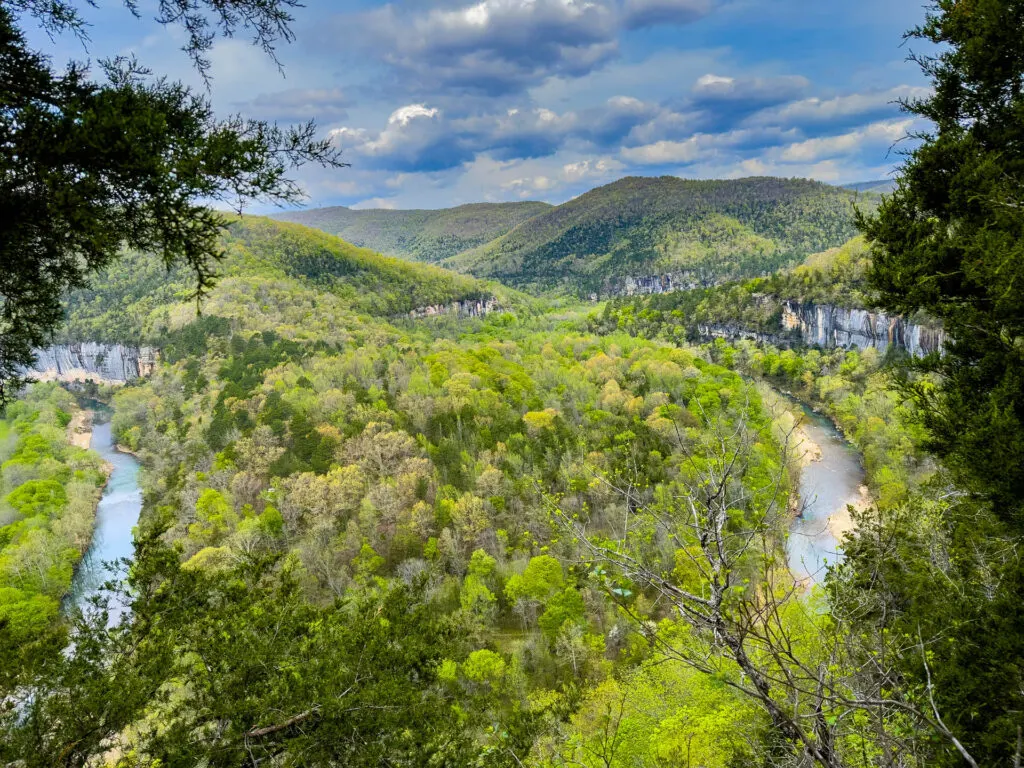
407 297 499 320
30 343 158 384
781 301 945 357
600 269 945 357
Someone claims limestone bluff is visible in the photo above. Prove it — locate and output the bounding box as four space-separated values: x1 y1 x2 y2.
30 343 158 384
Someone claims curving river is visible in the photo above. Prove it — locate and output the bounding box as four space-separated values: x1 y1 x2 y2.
58 398 861 619
63 419 143 623
785 399 866 582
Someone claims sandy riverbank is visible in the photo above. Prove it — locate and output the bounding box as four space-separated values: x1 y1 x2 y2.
67 408 94 449
792 422 823 467
825 484 871 539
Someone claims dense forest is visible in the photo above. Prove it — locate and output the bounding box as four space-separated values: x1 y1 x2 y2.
4 0 1024 765
0 386 107 647
0 213 1008 767
274 202 553 263
445 177 875 295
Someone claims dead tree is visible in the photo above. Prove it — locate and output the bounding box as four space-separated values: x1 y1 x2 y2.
558 393 977 768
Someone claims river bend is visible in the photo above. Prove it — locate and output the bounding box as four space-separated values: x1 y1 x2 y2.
786 401 866 582
64 420 143 623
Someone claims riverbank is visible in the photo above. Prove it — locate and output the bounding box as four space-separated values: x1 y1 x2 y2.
64 421 144 623
765 387 868 581
66 407 94 449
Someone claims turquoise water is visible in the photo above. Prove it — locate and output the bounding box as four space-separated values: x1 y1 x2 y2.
786 403 865 582
63 420 143 623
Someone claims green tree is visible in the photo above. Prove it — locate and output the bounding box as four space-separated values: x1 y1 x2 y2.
0 0 345 406
0 530 475 767
853 6 1024 762
859 0 1024 521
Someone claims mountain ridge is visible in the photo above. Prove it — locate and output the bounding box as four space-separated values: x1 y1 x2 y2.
271 201 552 263
444 175 877 295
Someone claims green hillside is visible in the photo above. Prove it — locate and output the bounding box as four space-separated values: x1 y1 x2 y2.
61 216 504 343
272 201 552 263
843 179 897 195
595 236 875 341
445 176 875 294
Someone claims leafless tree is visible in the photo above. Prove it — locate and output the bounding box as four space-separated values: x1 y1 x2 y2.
556 394 977 768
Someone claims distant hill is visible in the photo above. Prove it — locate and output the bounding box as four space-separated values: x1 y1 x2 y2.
843 179 897 195
444 176 876 295
271 201 552 263
61 217 505 342
221 217 497 313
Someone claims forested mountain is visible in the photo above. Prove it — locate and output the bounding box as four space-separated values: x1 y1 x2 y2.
60 216 508 343
6 0 1024 763
842 179 897 194
444 176 874 294
272 201 552 263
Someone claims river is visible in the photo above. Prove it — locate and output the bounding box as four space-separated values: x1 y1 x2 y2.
63 419 143 623
59 399 856 616
786 399 866 582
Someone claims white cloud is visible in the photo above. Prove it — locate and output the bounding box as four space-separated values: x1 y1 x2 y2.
778 118 915 162
562 157 624 181
619 127 774 164
353 0 712 95
691 72 809 103
328 98 665 172
749 86 930 126
621 137 703 164
388 104 440 126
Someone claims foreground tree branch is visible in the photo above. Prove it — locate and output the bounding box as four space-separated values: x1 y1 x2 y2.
0 1 348 408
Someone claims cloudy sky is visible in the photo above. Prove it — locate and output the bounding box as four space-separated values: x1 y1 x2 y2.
25 0 931 210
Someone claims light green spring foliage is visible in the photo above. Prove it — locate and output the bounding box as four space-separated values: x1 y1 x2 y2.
13 217 894 765
0 384 106 642
446 176 873 295
596 246 931 511
273 201 553 263
97 259 784 761
537 653 763 767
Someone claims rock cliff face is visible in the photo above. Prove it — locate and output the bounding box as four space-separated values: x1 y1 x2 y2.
602 271 706 299
30 343 158 384
407 297 499 320
696 323 793 347
604 272 945 356
781 302 944 356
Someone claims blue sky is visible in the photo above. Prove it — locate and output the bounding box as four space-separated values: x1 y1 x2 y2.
23 0 932 210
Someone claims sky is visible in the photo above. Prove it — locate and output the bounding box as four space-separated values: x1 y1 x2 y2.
23 0 933 211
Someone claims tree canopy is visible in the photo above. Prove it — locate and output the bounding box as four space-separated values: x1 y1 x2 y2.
860 0 1024 522
0 0 345 407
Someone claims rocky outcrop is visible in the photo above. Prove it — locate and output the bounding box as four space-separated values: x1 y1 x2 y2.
781 302 944 356
597 271 716 300
697 323 794 347
30 343 158 384
407 297 499 320
609 272 703 298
